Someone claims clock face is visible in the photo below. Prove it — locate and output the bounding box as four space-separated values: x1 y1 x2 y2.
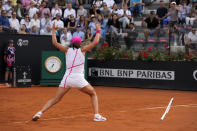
44 56 62 73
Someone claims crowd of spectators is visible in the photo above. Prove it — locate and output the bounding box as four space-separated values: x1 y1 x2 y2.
0 0 196 51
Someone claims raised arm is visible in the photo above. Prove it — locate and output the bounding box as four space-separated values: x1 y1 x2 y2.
81 24 101 52
52 23 68 53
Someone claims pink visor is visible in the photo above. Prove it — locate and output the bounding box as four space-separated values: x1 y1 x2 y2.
72 36 82 45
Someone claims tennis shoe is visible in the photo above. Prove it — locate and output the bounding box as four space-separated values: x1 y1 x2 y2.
94 114 107 122
32 111 42 121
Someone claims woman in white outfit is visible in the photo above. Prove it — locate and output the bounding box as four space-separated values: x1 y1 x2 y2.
32 23 107 122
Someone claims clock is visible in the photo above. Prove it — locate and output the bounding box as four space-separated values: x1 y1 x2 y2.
40 51 66 86
40 51 86 86
44 56 62 73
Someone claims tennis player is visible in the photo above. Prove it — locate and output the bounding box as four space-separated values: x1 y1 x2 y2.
32 23 106 122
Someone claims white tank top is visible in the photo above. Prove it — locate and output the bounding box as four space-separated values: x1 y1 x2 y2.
66 48 85 74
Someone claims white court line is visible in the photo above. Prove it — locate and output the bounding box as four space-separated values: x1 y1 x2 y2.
8 104 197 124
11 114 90 124
160 97 174 120
13 120 30 124
139 104 197 110
119 110 127 112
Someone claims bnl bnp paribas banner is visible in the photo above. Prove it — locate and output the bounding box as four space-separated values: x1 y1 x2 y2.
88 67 197 91
89 68 175 80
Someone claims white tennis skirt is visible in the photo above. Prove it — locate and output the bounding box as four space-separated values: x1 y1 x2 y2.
59 72 89 88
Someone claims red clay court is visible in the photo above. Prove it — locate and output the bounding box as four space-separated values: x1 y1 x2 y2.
0 85 197 131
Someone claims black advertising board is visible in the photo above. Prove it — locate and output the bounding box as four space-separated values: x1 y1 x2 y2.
87 59 197 91
0 34 56 84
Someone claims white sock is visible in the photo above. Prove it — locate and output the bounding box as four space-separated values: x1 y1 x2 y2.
94 114 100 117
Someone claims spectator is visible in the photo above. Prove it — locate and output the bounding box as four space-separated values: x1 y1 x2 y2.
30 25 39 35
39 1 51 18
4 40 16 86
103 0 115 8
63 3 76 19
84 28 93 44
77 15 87 32
118 4 132 29
29 13 40 34
100 2 111 19
98 14 108 39
124 22 137 49
51 2 62 19
178 1 188 25
93 0 103 8
9 11 20 32
52 13 64 36
108 13 127 47
186 4 197 25
166 2 181 45
18 24 28 34
73 25 85 41
89 4 101 17
130 0 144 17
127 22 136 31
40 12 52 34
108 13 121 35
0 10 10 31
20 14 30 32
167 2 181 27
77 5 87 19
46 0 54 10
13 1 25 21
156 0 168 27
40 24 52 35
27 1 39 19
88 15 97 35
142 11 160 39
67 14 77 33
111 3 120 15
22 0 32 9
70 0 80 9
186 26 197 54
63 3 76 27
60 27 72 47
2 0 13 17
35 3 40 10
